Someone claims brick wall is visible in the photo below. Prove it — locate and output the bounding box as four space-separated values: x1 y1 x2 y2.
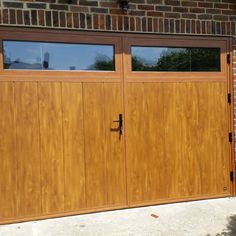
0 0 235 37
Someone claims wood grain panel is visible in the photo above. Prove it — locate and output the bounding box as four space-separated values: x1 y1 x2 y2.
38 82 64 214
126 82 230 205
14 82 41 216
0 82 16 219
83 83 107 208
126 83 166 203
83 82 126 208
62 83 86 211
104 83 126 206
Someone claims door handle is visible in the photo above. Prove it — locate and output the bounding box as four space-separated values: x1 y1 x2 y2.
113 113 123 135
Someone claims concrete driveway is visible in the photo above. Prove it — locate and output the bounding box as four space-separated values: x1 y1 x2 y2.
0 198 236 236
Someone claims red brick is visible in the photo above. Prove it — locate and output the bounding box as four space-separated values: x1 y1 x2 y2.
170 19 174 33
222 10 236 15
153 18 158 32
70 6 89 13
124 16 129 31
80 13 85 28
130 17 135 31
186 19 190 33
147 11 163 17
155 5 171 11
182 13 196 19
173 7 189 13
142 17 147 32
45 11 52 27
190 8 205 13
118 15 123 30
93 14 98 29
147 0 163 4
191 20 195 33
138 5 154 10
59 11 66 27
165 0 180 6
38 10 45 26
214 15 229 21
136 17 141 31
129 10 145 16
73 12 79 28
112 15 117 30
206 8 221 14
159 18 164 32
165 12 180 18
87 14 92 29
100 2 117 8
3 9 9 24
52 11 58 27
24 10 30 25
9 9 16 24
110 9 124 15
175 19 180 33
198 14 213 20
198 2 213 8
201 21 206 34
196 20 200 34
31 10 37 25
180 19 185 33
66 12 72 28
164 18 169 32
214 3 229 9
16 9 23 24
182 1 197 7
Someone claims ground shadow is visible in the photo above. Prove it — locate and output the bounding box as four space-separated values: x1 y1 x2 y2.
215 215 236 236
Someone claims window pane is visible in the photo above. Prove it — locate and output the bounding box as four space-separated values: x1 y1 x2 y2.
3 41 43 70
131 46 221 72
190 48 220 72
3 41 115 71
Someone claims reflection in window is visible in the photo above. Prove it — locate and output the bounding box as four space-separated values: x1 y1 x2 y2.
3 41 115 71
131 46 220 72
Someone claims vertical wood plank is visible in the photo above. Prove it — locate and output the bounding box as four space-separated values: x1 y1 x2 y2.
104 83 126 206
83 83 107 208
38 82 64 214
62 82 86 211
0 82 16 219
14 82 41 216
126 83 166 203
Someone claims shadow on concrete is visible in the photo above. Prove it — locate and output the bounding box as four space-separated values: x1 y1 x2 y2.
215 215 236 236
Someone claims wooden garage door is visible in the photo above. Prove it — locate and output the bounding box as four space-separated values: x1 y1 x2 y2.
0 29 126 223
0 28 233 224
123 37 233 206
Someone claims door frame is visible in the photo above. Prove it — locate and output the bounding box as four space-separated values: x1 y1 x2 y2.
0 26 234 224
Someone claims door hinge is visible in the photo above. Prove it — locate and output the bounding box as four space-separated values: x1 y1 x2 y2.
227 54 230 64
228 93 231 104
230 171 234 182
229 132 233 143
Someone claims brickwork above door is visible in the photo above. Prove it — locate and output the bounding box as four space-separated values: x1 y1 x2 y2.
0 0 235 39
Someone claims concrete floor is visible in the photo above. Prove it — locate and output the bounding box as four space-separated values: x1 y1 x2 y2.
1 198 236 236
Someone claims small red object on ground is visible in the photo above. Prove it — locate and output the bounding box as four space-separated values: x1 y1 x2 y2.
150 214 159 218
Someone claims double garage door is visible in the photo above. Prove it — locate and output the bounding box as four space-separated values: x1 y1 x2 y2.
0 28 233 223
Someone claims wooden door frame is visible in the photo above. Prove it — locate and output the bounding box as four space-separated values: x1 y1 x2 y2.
231 42 236 195
0 26 234 224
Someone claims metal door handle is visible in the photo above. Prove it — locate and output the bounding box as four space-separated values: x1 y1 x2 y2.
113 113 123 135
